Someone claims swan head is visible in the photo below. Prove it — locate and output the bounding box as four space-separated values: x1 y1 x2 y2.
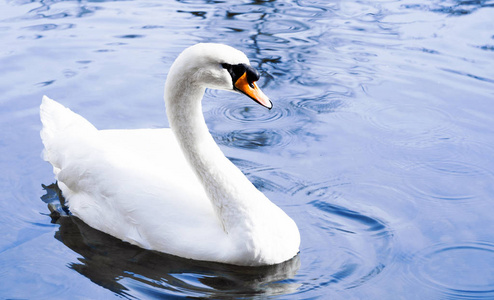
167 43 272 109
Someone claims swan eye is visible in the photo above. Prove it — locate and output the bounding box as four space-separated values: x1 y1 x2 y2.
221 63 259 88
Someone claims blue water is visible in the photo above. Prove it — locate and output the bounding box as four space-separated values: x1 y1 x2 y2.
1 0 494 298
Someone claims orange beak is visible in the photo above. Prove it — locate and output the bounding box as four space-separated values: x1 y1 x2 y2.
234 72 272 109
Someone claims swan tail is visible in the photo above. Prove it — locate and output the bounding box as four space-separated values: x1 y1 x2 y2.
40 95 97 174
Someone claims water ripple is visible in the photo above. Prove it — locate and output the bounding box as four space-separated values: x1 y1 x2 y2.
115 34 145 39
366 104 452 136
291 94 345 114
289 179 394 293
311 200 387 233
405 1 494 16
224 103 288 123
291 180 417 224
23 23 75 31
403 160 494 203
296 199 392 292
364 103 456 152
223 158 307 197
409 242 494 298
215 128 291 149
262 19 310 35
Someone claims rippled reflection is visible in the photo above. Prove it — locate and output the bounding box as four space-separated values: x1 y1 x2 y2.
290 181 394 291
410 242 494 298
404 160 494 203
215 129 288 149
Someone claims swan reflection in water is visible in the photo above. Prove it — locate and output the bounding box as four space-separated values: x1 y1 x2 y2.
41 183 301 298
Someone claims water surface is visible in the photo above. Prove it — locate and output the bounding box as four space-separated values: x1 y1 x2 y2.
1 0 494 298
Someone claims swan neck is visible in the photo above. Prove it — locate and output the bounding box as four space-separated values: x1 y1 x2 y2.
165 81 261 233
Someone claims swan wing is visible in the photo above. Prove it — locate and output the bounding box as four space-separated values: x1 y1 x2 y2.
40 96 232 260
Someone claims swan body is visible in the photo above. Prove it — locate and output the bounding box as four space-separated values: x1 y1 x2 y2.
40 43 300 266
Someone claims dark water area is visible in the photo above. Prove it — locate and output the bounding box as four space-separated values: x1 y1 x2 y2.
1 0 494 298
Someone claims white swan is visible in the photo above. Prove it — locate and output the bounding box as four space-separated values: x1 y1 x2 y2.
40 43 300 266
